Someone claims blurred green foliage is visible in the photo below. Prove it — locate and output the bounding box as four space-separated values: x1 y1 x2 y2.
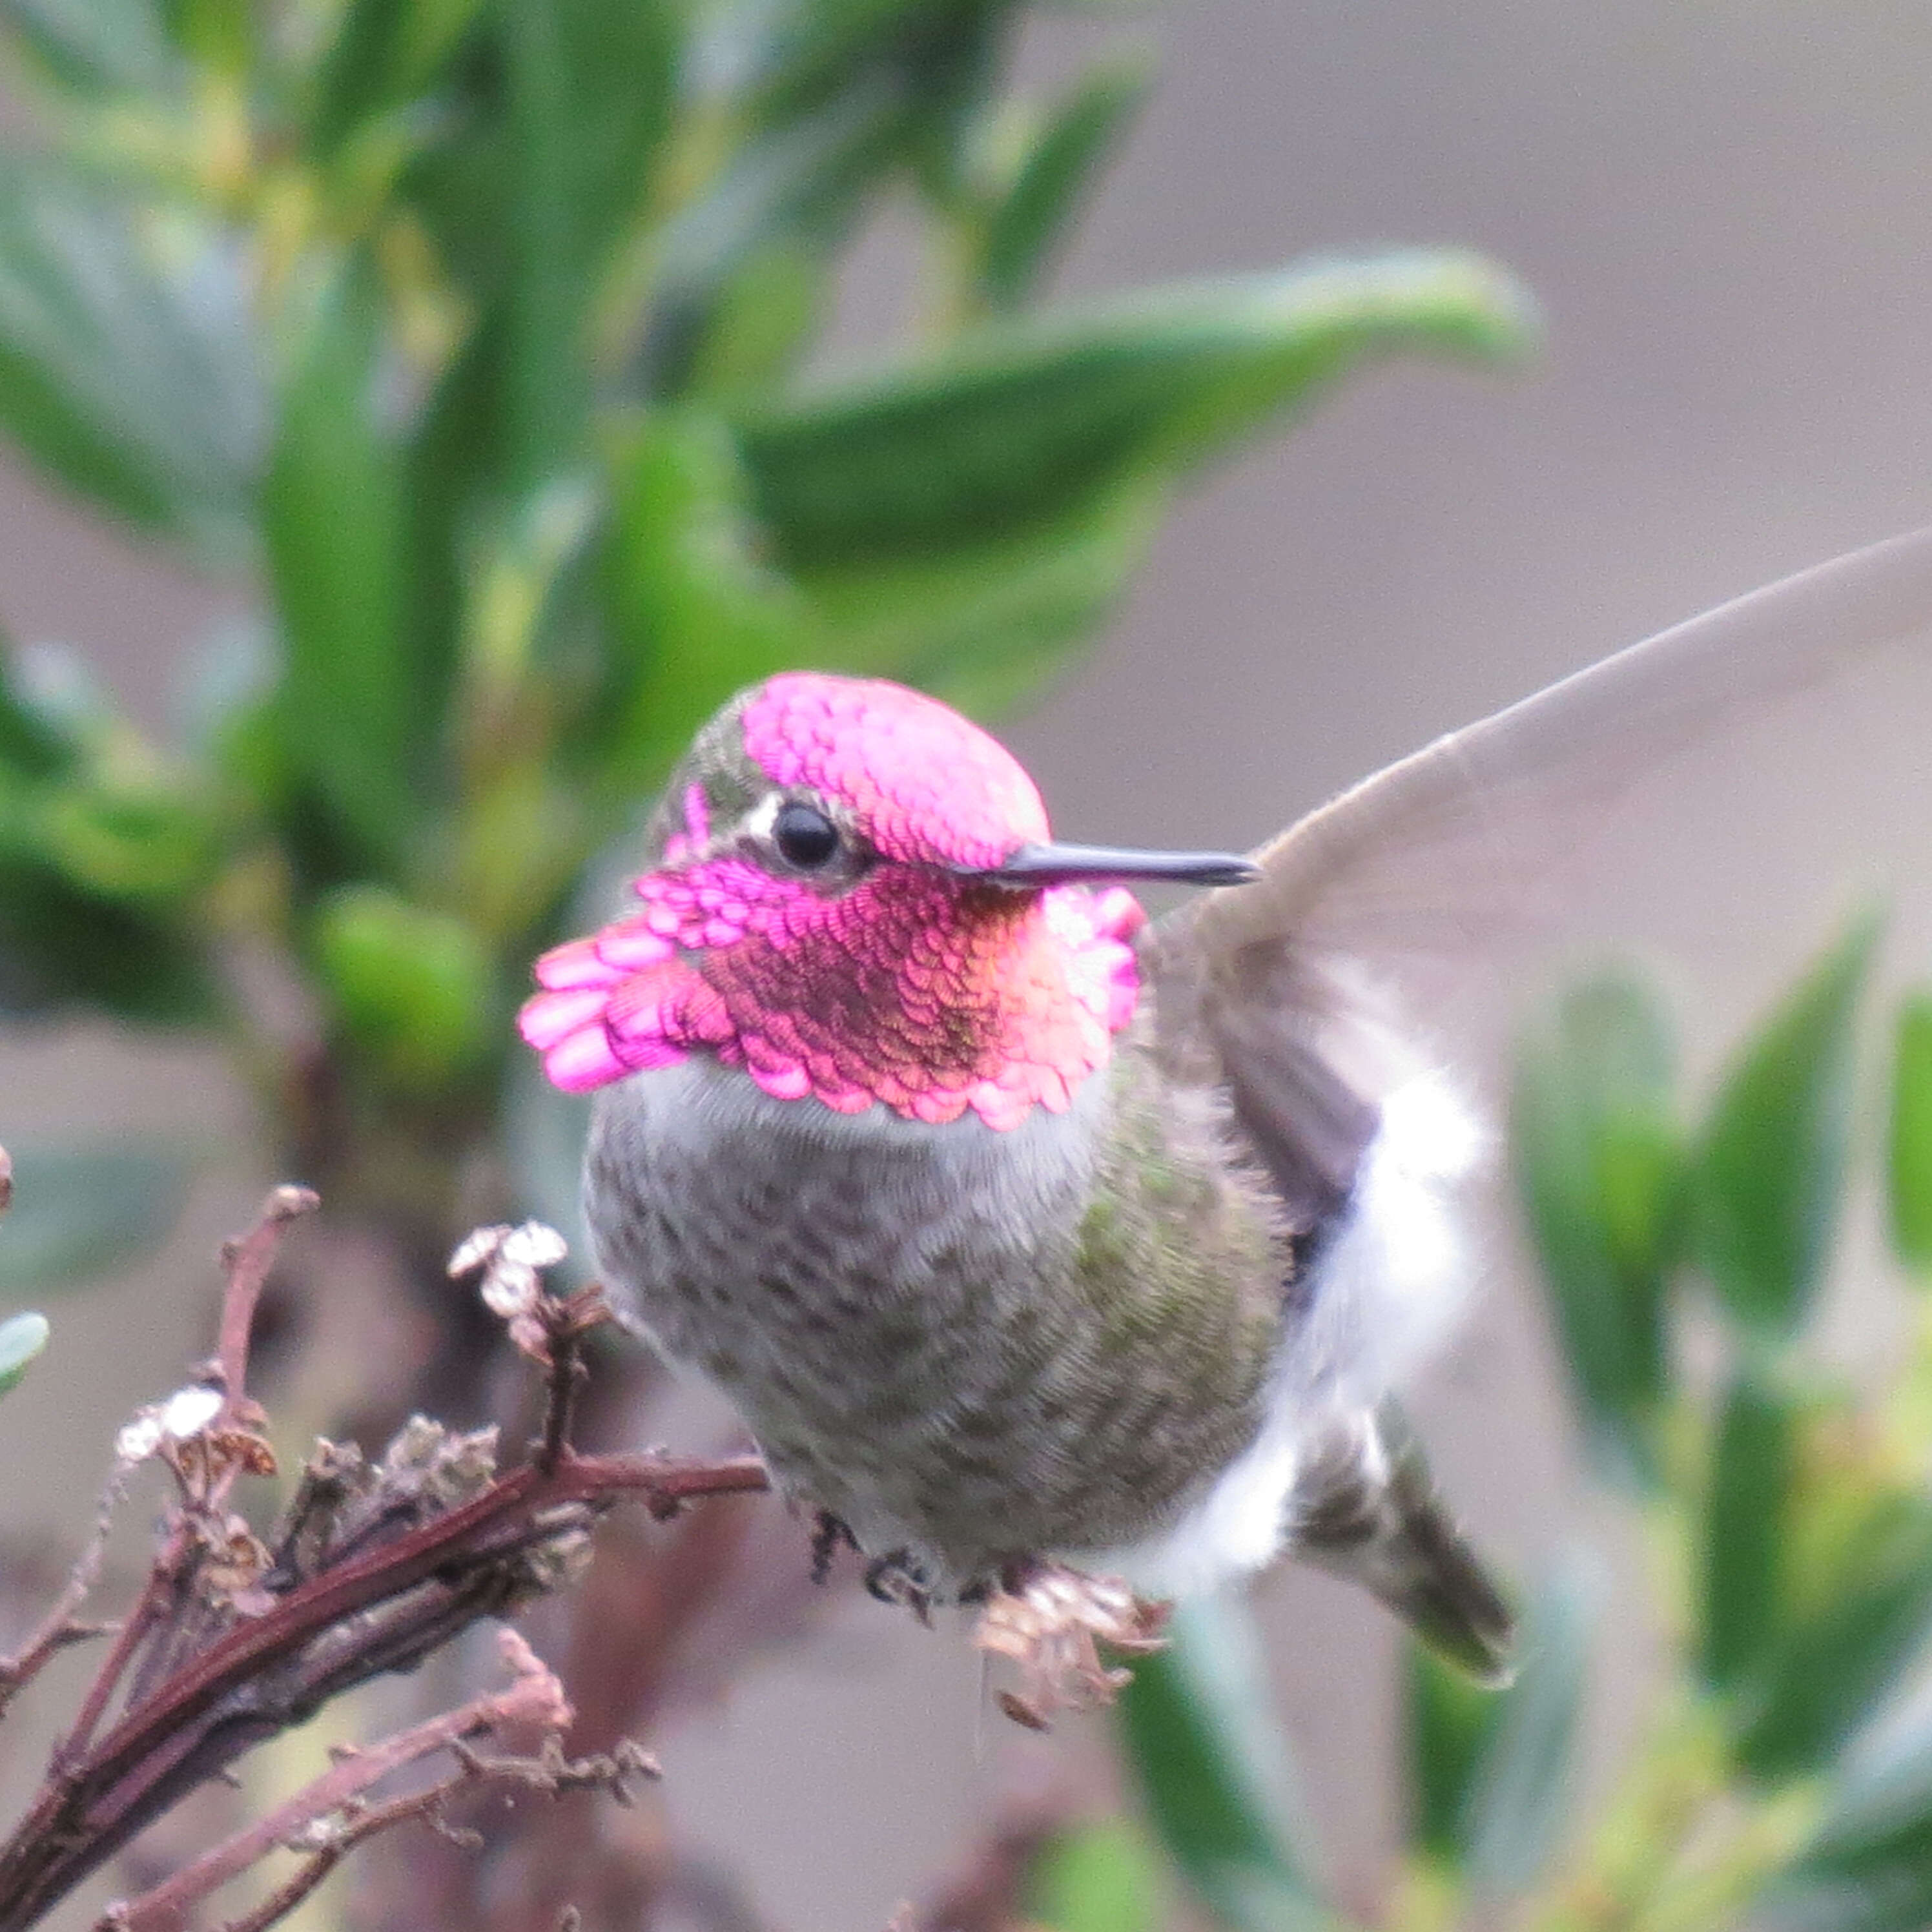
1116 1594 1322 1931
0 0 1537 1920
1098 927 1932 1932
17 6 1930 1932
0 1310 46 1398
0 0 1533 1286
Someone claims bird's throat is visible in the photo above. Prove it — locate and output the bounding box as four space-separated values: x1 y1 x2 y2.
524 871 1147 1129
690 874 1134 1125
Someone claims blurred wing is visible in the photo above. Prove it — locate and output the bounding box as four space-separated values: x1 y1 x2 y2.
1147 526 1932 1222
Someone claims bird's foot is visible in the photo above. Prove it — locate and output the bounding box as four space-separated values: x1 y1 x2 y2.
862 1548 936 1627
972 1560 1170 1730
808 1509 859 1586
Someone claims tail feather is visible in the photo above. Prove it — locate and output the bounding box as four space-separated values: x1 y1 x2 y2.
1291 1403 1515 1685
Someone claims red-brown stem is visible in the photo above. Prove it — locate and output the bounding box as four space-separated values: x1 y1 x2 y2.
77 1452 768 1762
0 1485 122 1720
535 1294 603 1477
207 1779 463 1932
0 1185 766 1932
106 1633 567 1932
52 1189 320 1762
56 1530 189 1766
0 1616 106 1719
214 1188 319 1428
0 1452 767 1927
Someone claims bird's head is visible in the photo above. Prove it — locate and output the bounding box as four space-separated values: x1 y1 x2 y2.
520 673 1253 1129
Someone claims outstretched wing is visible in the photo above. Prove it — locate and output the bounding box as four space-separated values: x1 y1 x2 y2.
1148 525 1932 1234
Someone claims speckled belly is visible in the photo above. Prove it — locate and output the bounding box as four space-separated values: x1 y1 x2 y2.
582 1055 1280 1595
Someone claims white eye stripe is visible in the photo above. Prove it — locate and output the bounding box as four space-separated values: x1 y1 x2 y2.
742 793 785 843
742 790 850 858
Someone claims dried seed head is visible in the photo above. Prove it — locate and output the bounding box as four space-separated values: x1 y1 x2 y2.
201 1516 274 1600
449 1220 570 1324
161 1384 224 1437
972 1563 1169 1727
114 1383 225 1468
378 1417 500 1506
500 1222 569 1270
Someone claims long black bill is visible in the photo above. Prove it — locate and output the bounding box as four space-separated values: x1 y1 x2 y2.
973 840 1259 889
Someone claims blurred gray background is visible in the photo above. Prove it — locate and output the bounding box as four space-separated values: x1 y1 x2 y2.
6 0 1932 1925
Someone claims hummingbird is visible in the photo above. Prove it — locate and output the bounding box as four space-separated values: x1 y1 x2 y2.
519 528 1932 1689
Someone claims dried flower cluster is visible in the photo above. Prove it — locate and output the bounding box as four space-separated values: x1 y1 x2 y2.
0 1187 765 1930
974 1567 1171 1731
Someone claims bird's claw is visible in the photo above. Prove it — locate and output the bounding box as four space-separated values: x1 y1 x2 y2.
972 1561 1169 1729
808 1508 859 1586
863 1548 935 1625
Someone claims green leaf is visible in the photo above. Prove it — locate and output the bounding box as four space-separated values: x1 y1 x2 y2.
395 0 677 645
595 408 821 792
1026 1819 1166 1932
637 79 905 396
492 0 675 491
0 1310 48 1397
896 2 1009 209
1763 1718 1932 1931
1463 1552 1602 1896
1511 973 1684 1486
1700 1370 1796 1695
677 239 831 402
1115 1594 1324 1932
390 0 673 475
796 466 1166 719
38 774 220 904
386 324 498 786
736 252 1536 573
312 886 498 1091
0 852 216 1022
1406 1641 1506 1864
309 0 488 158
1694 917 1878 1341
2 0 176 96
0 1144 194 1294
263 259 415 874
980 57 1151 310
1889 992 1932 1275
1737 1494 1932 1783
728 0 960 121
724 252 1532 715
0 167 259 561
0 637 87 779
159 0 252 73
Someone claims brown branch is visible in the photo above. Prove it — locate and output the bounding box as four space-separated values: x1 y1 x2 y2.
102 1628 571 1932
536 1289 607 1477
213 1189 318 1429
0 1448 766 1927
77 1452 758 1798
207 1782 457 1932
50 1190 316 1772
207 1720 661 1932
0 1184 769 1932
0 1483 123 1721
56 1531 188 1768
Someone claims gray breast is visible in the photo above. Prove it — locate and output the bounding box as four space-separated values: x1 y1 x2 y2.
584 1058 1115 1586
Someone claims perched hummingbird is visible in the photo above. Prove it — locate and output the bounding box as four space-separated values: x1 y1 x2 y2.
519 528 1932 1686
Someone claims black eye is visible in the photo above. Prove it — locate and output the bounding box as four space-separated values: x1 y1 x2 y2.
774 801 841 870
